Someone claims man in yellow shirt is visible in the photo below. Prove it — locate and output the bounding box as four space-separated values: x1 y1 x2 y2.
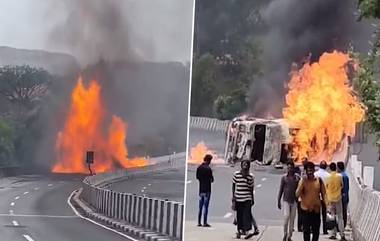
296 161 326 241
325 162 345 240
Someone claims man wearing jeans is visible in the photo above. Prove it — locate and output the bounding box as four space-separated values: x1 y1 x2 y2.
337 161 349 228
296 161 326 241
278 161 299 241
326 162 346 240
314 160 331 234
196 154 214 227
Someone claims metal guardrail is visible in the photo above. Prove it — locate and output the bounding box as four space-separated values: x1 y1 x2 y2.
348 154 380 241
189 116 229 133
80 152 185 240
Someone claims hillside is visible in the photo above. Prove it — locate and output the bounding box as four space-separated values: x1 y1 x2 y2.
0 46 79 76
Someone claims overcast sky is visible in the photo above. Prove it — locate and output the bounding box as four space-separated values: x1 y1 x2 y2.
0 0 194 65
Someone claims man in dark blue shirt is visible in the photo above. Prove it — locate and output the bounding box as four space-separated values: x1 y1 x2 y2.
196 154 214 227
337 161 349 228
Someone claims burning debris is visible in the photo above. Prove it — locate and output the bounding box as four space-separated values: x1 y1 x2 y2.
225 51 365 166
283 51 365 163
188 142 223 165
52 77 147 173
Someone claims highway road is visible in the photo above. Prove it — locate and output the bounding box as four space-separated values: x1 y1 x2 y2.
0 174 138 241
108 167 186 202
186 128 285 226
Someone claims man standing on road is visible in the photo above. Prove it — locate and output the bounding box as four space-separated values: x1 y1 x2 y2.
278 161 300 241
325 162 346 240
337 161 349 228
232 160 259 239
196 154 214 227
296 161 326 241
314 160 331 235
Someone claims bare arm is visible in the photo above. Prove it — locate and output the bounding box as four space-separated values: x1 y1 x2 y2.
232 173 236 200
277 177 285 209
296 178 304 198
320 179 327 203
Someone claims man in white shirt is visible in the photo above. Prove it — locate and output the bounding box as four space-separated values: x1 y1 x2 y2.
314 160 330 234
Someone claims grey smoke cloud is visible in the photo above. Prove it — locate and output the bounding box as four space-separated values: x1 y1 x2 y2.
0 0 194 66
249 0 374 117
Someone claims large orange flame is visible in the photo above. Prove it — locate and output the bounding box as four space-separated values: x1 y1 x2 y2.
52 77 147 173
283 51 365 163
187 142 223 165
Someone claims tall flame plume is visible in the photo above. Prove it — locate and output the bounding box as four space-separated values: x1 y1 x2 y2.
283 51 365 163
283 51 365 164
52 77 147 173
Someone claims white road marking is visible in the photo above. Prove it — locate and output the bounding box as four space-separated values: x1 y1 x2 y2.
12 220 19 226
67 190 140 241
23 191 29 195
10 202 15 206
23 234 34 241
223 212 233 218
9 210 14 215
142 186 146 189
257 184 262 188
34 187 39 191
186 180 192 184
148 183 151 186
141 190 145 193
15 196 20 200
261 178 267 181
48 184 53 187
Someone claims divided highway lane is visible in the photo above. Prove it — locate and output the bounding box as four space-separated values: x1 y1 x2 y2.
186 164 285 226
0 175 137 241
186 128 286 225
108 167 186 202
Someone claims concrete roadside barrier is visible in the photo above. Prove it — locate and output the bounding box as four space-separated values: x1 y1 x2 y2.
348 154 380 241
78 152 186 241
189 116 229 133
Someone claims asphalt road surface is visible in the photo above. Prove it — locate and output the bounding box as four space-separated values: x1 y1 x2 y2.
108 167 186 202
186 128 285 226
0 174 137 241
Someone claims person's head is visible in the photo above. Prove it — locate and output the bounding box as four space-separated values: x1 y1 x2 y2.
320 160 327 170
203 154 212 165
287 161 295 175
330 162 337 172
305 161 315 179
241 160 251 171
337 161 345 172
302 157 308 168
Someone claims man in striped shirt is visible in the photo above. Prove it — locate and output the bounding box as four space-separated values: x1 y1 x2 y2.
232 160 259 239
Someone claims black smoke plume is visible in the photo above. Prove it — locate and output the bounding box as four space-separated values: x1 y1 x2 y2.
249 0 374 117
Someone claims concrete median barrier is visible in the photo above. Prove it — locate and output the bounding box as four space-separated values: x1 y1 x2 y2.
189 116 229 133
78 152 186 241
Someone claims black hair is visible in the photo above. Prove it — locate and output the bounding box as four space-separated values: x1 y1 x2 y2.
287 161 295 168
305 161 315 170
337 161 345 171
320 160 327 169
241 160 251 169
204 154 213 163
330 162 337 171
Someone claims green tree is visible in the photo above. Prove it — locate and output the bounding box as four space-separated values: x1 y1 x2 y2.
354 0 380 148
191 1 264 119
0 65 51 121
0 119 15 165
213 89 247 120
191 53 218 116
358 0 380 19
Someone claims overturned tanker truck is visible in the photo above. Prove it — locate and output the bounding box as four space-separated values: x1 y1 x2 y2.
223 115 352 166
